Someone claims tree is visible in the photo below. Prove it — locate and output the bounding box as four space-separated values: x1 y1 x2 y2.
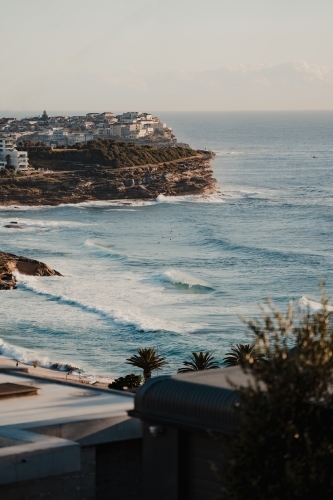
108 373 142 391
219 289 333 499
41 110 49 122
126 348 168 382
178 351 219 373
223 343 258 367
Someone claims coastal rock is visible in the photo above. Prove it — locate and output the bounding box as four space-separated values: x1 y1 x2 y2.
0 252 63 291
4 224 24 229
0 151 218 205
137 185 150 196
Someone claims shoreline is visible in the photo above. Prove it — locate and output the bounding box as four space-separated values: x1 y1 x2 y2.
0 152 218 207
0 355 111 388
0 191 222 209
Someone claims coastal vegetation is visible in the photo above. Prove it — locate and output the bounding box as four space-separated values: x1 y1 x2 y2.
222 343 258 367
218 288 333 499
108 374 142 391
126 348 168 382
23 139 196 169
177 351 219 372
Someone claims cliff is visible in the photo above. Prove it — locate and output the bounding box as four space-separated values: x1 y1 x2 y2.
0 150 217 206
0 252 63 290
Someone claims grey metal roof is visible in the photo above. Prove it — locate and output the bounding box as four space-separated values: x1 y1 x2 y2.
130 367 252 434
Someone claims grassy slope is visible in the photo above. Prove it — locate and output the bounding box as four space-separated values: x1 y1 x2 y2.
27 139 197 169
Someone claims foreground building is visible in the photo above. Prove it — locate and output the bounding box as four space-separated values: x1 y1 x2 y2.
0 363 246 500
0 365 142 500
130 367 245 500
0 134 29 172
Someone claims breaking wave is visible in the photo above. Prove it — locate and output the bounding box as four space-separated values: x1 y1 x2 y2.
299 296 333 312
15 275 195 334
84 238 127 260
0 337 80 373
158 269 214 292
156 193 225 204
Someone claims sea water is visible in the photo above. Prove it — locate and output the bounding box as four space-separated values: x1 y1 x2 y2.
0 111 332 379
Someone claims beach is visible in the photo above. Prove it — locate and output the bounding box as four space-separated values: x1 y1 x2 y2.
0 355 111 388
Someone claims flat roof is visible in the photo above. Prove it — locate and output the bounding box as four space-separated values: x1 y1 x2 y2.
0 369 134 428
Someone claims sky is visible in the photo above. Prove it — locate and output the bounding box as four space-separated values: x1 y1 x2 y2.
1 0 333 111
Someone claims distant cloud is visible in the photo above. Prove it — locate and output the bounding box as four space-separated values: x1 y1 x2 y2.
224 62 332 83
1 61 332 111
93 61 333 110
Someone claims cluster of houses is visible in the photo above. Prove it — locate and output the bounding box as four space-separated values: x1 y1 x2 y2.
0 111 173 148
0 111 173 173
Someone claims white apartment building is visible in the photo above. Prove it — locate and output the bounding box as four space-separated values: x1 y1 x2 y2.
67 132 94 146
104 123 123 138
0 134 29 172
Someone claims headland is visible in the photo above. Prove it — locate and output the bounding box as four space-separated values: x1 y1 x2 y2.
0 141 217 206
0 111 218 206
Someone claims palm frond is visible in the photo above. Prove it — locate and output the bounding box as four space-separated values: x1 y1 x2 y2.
178 351 219 373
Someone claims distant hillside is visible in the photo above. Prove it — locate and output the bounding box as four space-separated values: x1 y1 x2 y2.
25 139 197 169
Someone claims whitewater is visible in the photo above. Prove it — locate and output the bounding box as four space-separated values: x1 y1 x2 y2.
0 111 333 378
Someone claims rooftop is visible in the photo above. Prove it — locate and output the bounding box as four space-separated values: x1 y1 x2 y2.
0 368 134 428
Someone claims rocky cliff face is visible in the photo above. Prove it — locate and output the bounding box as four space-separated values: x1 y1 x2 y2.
0 152 217 206
0 252 63 290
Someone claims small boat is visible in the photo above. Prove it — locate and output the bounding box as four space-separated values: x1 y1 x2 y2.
313 156 318 158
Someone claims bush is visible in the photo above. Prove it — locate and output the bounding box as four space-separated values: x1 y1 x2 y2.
108 373 142 391
219 287 333 500
28 139 196 169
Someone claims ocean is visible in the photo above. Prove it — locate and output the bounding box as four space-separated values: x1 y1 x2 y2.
0 111 332 380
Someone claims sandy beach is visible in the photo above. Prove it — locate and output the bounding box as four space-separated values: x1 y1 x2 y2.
0 355 111 388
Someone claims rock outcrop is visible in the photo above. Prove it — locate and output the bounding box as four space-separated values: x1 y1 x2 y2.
0 151 218 206
0 252 63 290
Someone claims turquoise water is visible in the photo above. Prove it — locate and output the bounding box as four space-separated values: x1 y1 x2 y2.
0 111 332 379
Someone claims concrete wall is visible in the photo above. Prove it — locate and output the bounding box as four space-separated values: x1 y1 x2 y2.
0 441 142 500
96 439 142 500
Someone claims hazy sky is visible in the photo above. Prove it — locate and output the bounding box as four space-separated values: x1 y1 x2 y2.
1 0 333 111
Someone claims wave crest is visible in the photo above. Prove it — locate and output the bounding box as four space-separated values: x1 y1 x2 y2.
159 269 214 292
299 296 333 312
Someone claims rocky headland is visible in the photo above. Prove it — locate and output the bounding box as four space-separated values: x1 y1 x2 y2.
0 143 217 206
0 252 63 290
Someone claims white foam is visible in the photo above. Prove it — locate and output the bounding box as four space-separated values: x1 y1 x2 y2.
0 217 89 232
0 337 79 372
15 274 195 334
156 193 225 204
0 338 116 383
0 203 57 211
158 269 214 291
299 296 333 312
62 199 155 208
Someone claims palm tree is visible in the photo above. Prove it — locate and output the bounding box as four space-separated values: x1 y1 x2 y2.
177 351 219 373
223 343 257 367
126 348 168 382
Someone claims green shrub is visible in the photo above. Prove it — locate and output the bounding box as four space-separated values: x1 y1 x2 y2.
108 373 142 391
219 286 333 499
28 139 196 169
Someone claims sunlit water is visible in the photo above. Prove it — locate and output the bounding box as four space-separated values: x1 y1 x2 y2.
0 111 332 379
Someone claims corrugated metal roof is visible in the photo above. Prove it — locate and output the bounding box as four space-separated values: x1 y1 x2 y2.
130 367 249 434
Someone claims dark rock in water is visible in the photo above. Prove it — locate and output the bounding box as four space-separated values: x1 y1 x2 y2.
4 224 24 229
10 221 18 224
0 251 63 290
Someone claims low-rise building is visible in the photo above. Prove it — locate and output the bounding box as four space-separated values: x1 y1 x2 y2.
0 134 29 172
0 365 142 500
